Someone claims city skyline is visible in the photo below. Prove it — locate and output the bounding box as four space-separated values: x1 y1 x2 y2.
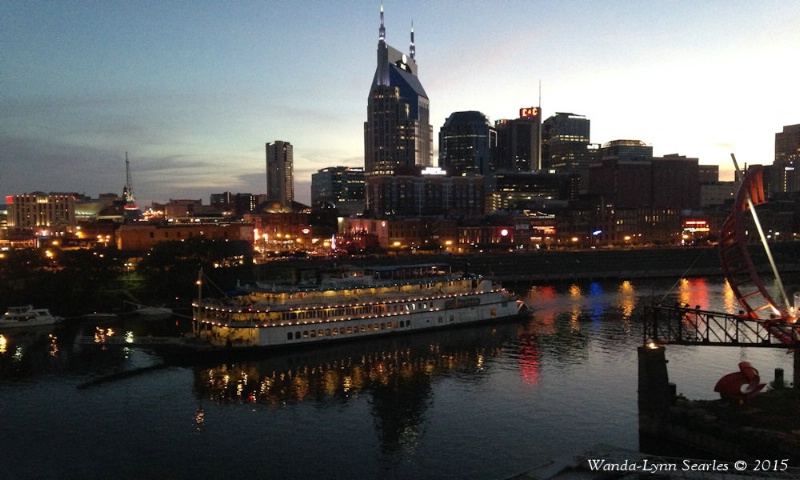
3 1 799 206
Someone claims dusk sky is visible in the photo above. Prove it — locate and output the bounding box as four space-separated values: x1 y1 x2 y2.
3 1 798 206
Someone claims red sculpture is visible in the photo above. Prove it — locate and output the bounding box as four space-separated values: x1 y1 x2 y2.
714 361 766 404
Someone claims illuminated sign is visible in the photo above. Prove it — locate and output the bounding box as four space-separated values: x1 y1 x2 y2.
683 219 710 233
519 107 539 118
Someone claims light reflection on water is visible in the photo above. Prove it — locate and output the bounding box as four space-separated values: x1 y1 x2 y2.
0 277 796 479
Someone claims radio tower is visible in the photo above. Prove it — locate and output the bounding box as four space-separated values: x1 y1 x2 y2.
123 152 135 205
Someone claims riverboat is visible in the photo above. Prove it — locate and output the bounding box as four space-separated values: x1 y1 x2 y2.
0 305 63 329
191 263 528 349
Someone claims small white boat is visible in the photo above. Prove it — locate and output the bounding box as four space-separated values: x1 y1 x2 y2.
124 301 173 318
1 305 64 329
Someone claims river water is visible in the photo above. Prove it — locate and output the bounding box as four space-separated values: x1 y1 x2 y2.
0 277 795 480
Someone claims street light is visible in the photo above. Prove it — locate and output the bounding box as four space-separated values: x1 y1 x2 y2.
591 230 601 248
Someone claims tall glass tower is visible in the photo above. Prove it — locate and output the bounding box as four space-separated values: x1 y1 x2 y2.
364 4 432 175
439 111 495 176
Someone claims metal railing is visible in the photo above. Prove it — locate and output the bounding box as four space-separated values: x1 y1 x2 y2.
643 304 800 348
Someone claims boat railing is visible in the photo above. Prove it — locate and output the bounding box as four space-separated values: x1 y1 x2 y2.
253 282 482 309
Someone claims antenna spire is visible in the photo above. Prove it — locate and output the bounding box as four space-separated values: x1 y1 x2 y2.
379 1 385 41
410 21 415 59
538 79 542 110
123 152 135 204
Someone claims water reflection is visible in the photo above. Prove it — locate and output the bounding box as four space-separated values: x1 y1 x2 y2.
0 328 62 379
192 321 527 453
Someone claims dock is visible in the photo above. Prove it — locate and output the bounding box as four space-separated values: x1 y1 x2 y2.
73 334 186 348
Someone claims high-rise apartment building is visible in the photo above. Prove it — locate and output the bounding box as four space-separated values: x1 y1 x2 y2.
773 124 800 194
266 141 294 208
439 111 495 176
364 5 432 175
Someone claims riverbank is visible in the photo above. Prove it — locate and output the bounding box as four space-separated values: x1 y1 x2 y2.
638 345 800 469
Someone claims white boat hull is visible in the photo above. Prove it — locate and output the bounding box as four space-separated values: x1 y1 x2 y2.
192 275 526 350
1 306 63 330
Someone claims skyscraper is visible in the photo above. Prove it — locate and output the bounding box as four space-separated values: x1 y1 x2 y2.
364 4 432 175
439 111 495 176
542 112 593 170
266 141 294 208
493 107 542 172
541 112 599 192
773 124 800 194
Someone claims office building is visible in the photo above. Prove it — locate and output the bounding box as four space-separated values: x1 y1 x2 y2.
589 153 699 209
266 141 294 208
773 124 800 194
439 111 496 176
364 5 432 175
600 139 653 162
366 169 484 217
541 113 598 169
311 167 366 216
488 171 580 211
541 112 600 192
493 107 542 172
698 165 719 183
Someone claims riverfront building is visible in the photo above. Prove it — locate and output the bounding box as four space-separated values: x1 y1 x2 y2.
589 154 700 210
115 223 253 251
